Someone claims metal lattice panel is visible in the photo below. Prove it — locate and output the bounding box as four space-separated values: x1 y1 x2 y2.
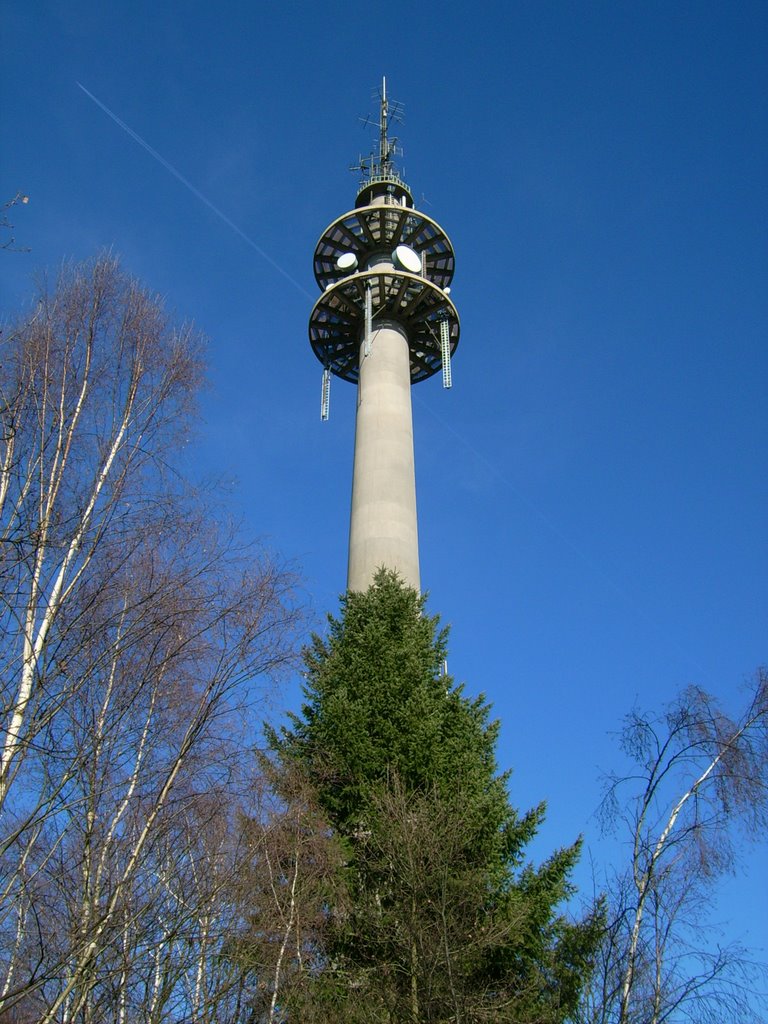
314 205 456 291
309 270 459 384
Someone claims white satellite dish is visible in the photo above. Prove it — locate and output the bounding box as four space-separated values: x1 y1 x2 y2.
392 244 422 274
336 252 358 272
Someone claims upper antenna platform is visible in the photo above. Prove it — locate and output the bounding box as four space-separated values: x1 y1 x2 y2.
352 77 413 208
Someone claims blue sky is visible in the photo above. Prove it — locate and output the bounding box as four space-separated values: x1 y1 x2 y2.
3 0 766 972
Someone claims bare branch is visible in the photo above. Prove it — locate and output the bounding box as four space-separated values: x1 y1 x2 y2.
582 671 768 1024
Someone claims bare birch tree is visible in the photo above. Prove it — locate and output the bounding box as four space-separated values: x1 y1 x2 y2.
578 671 768 1024
0 255 300 1022
1 193 29 253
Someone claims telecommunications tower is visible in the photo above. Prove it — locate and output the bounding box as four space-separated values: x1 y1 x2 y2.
308 80 459 592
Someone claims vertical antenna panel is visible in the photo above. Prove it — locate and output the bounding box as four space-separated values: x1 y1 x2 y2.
440 316 452 389
364 283 373 357
321 367 331 420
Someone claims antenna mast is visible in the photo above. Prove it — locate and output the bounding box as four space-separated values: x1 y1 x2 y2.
352 77 406 197
380 75 391 176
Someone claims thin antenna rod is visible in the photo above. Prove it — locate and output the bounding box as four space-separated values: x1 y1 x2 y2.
440 315 452 389
364 283 373 357
380 76 388 173
321 366 331 421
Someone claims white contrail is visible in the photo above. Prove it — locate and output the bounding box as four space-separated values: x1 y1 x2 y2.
76 81 313 299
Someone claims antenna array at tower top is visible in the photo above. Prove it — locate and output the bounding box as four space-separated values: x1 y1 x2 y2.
352 77 407 189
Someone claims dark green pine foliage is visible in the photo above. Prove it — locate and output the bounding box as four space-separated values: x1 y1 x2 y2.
270 570 601 1023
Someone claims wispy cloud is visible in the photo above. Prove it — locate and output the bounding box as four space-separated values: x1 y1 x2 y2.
76 81 313 299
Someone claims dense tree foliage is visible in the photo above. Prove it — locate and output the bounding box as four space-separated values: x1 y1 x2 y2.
267 570 602 1023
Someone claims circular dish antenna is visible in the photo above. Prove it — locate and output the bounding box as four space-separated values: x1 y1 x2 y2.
392 244 422 274
336 252 358 272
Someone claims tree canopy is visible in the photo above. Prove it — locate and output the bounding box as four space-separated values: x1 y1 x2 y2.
267 569 602 1023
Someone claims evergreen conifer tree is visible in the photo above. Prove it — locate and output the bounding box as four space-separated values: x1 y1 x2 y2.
268 570 601 1022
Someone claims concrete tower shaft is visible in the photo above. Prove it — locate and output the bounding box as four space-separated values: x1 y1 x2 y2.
308 85 460 591
348 318 419 591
